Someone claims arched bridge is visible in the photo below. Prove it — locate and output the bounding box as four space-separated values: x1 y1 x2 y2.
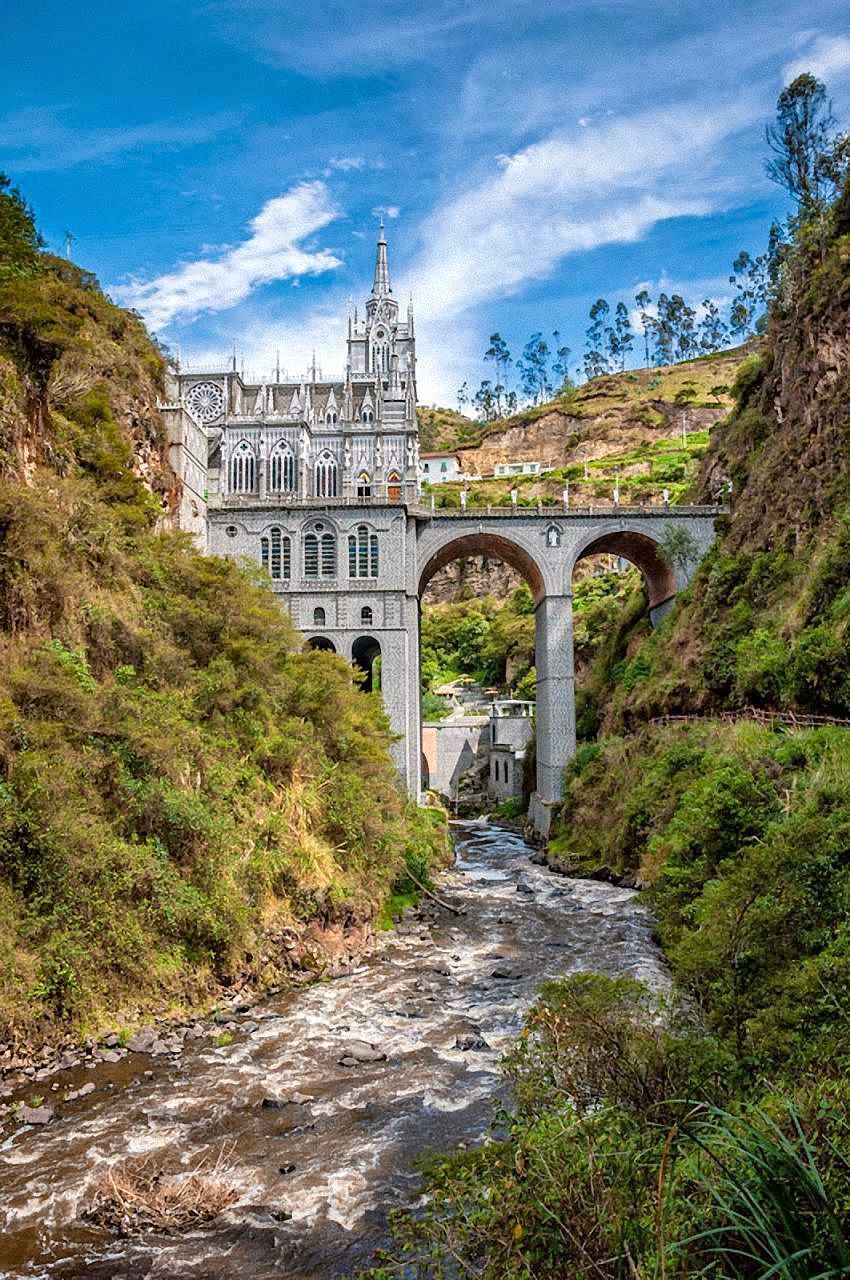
207 493 722 835
413 504 720 832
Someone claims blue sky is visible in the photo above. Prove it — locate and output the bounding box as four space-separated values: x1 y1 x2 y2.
3 1 850 404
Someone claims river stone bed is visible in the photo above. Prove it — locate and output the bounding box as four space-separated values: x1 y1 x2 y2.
0 821 666 1280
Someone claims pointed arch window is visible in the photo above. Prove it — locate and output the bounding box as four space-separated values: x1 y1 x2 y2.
304 523 336 579
229 439 256 494
260 527 290 580
360 407 374 424
315 450 338 498
348 524 379 578
356 471 372 499
387 471 402 503
313 606 326 627
269 443 295 494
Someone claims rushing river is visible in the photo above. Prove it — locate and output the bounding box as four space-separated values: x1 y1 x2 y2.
0 822 665 1280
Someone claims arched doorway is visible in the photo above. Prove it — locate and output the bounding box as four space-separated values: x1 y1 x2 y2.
307 636 336 653
352 634 381 692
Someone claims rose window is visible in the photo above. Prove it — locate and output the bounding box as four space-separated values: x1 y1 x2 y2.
185 381 224 423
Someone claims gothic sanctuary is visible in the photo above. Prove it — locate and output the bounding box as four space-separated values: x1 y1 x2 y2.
161 224 720 833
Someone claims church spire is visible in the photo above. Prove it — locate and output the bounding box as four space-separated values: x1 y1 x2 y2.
371 219 392 298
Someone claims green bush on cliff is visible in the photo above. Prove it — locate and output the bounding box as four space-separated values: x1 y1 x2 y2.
0 178 448 1044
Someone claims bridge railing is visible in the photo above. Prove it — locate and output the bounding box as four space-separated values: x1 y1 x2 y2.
209 493 727 517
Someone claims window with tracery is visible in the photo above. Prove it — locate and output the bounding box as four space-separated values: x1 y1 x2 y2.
315 451 338 498
260 527 291 580
269 444 295 493
348 524 379 578
356 472 371 499
229 440 256 493
304 525 336 579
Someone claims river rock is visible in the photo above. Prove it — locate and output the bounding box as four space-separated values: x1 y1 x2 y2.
455 1033 490 1051
491 966 523 980
126 1028 158 1053
262 1091 313 1109
97 1050 121 1064
19 1103 54 1125
338 1041 386 1065
65 1081 96 1102
102 1034 119 1049
515 880 535 894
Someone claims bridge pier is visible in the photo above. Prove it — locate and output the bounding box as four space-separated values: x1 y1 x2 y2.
530 591 576 836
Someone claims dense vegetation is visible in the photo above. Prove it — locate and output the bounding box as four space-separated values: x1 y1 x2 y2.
0 175 446 1048
366 78 850 1278
420 570 639 716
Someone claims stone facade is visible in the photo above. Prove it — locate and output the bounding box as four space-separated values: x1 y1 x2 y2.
162 226 723 833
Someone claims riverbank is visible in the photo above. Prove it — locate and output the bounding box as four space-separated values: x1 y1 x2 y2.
0 822 664 1279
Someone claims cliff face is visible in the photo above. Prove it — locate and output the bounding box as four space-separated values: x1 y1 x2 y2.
422 347 747 479
584 201 850 730
423 555 521 604
0 214 447 1048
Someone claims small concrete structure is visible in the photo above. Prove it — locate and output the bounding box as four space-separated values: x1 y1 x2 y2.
494 460 543 478
487 700 534 802
420 451 462 484
421 716 488 799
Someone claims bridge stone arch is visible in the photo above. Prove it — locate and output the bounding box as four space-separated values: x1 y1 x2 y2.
413 509 718 833
417 530 547 602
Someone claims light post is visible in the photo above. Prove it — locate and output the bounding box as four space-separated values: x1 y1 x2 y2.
562 482 570 510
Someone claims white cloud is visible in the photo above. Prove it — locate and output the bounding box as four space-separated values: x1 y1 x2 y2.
327 155 367 171
405 98 757 325
785 33 850 84
0 106 237 172
113 182 342 330
372 204 400 219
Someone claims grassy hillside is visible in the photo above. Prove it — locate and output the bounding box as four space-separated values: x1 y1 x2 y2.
0 178 447 1049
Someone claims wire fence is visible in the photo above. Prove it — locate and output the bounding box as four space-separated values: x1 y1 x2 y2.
648 707 850 731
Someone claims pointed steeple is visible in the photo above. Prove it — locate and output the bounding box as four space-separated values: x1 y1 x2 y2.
371 219 392 298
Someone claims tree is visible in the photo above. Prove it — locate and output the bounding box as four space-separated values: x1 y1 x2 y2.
484 332 512 394
634 289 655 366
652 293 675 365
456 380 469 414
710 383 730 406
584 299 610 380
612 302 634 370
766 74 841 214
517 332 551 403
0 172 42 274
551 331 573 391
729 250 769 338
698 299 729 354
472 379 497 420
668 294 697 361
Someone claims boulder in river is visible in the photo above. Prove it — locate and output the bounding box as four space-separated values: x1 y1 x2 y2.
18 1103 54 1125
491 966 523 980
126 1028 158 1054
65 1082 96 1102
455 1033 490 1051
338 1041 387 1066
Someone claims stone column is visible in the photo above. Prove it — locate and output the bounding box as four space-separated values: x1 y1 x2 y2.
530 591 575 835
376 604 420 799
